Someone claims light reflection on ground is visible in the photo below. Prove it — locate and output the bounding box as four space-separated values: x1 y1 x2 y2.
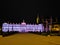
0 33 60 45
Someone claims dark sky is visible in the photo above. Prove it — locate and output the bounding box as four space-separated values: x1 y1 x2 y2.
0 0 60 25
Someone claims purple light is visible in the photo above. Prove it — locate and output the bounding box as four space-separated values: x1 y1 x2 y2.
8 24 12 32
2 23 44 32
2 23 9 32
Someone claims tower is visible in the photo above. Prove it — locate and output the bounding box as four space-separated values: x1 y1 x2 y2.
45 19 48 32
21 19 26 25
23 19 25 23
50 16 52 25
55 17 58 23
49 16 52 31
41 16 44 23
36 14 39 24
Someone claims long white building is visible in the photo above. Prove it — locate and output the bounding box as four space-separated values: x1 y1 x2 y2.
2 21 44 32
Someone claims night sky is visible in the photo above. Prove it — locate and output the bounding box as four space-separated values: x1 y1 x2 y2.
0 0 60 25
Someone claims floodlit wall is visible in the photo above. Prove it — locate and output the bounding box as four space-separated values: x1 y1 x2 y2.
2 23 44 32
8 24 13 32
2 23 9 32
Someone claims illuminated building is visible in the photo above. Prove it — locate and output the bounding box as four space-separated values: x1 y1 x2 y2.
49 17 60 31
50 24 60 31
2 16 60 33
2 20 44 33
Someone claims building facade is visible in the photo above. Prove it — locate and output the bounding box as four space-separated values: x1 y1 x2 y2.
2 22 44 32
